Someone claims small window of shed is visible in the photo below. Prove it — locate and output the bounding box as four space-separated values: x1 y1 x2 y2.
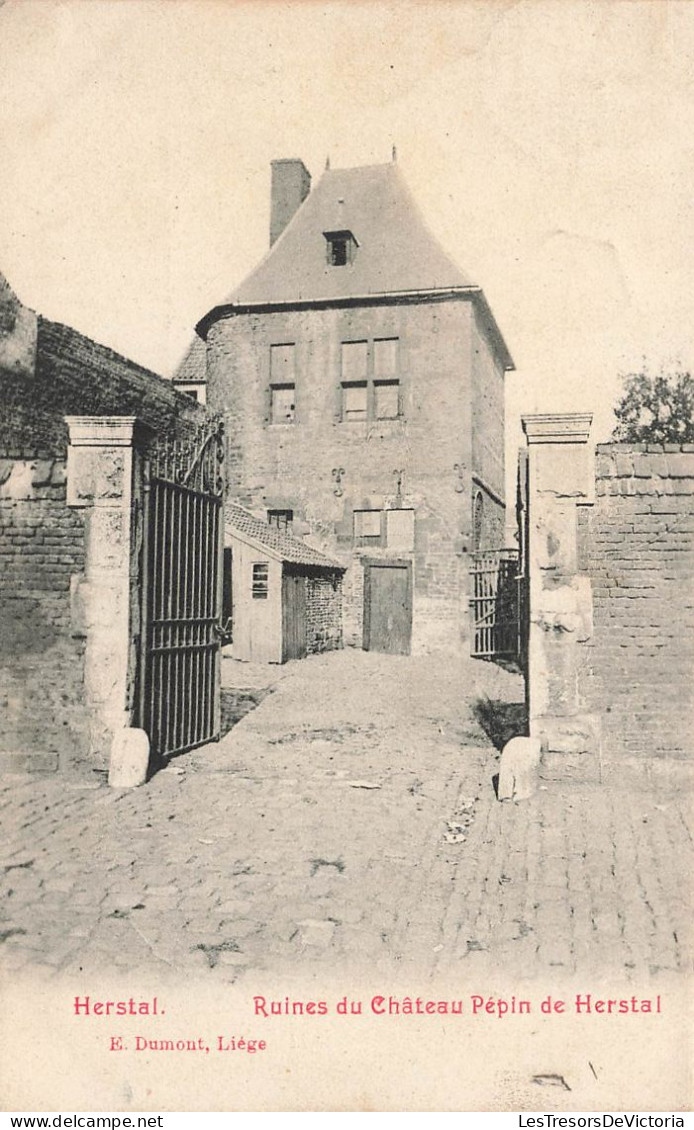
252 562 269 599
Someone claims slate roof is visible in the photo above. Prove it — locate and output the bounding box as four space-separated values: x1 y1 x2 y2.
227 502 344 570
172 335 207 386
194 160 514 368
225 162 473 305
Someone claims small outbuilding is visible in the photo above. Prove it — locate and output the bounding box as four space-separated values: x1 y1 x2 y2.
223 503 345 664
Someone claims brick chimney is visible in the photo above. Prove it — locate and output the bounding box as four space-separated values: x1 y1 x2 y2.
270 159 311 246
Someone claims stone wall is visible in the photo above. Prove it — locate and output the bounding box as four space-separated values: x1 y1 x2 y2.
577 443 694 768
0 278 210 774
471 302 506 549
0 456 86 772
2 315 204 458
304 571 343 655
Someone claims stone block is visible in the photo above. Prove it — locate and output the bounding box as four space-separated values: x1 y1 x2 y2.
31 460 55 488
0 461 36 500
613 453 634 477
50 462 67 487
666 454 694 478
497 736 541 801
539 748 600 782
539 713 601 756
0 750 59 774
536 443 594 500
108 727 150 788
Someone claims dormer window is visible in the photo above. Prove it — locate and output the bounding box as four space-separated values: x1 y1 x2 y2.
324 230 358 267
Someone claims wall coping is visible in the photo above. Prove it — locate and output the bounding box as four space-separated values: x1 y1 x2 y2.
64 416 154 448
596 442 694 454
522 412 593 445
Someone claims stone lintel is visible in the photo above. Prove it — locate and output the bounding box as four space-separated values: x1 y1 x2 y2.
522 413 593 445
65 416 154 448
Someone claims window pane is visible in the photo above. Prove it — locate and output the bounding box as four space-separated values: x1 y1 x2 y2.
271 384 295 423
341 341 368 381
342 382 367 420
267 509 293 530
331 239 348 266
354 510 382 538
386 509 415 551
374 338 398 377
374 380 399 419
270 344 295 381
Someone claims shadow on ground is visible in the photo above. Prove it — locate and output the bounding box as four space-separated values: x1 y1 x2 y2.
220 687 272 737
473 697 528 751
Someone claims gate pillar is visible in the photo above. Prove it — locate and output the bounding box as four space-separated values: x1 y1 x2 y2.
65 417 153 772
521 413 599 780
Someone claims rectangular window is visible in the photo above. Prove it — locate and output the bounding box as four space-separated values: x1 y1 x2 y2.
341 341 368 381
267 509 293 531
354 509 382 542
325 230 358 267
270 383 295 424
252 562 269 599
374 337 398 378
270 343 295 382
221 547 233 641
386 509 415 551
374 380 400 419
339 337 402 422
342 381 368 421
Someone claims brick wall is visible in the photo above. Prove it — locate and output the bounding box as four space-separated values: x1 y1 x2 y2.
304 571 343 655
0 456 86 771
1 316 204 457
577 443 694 764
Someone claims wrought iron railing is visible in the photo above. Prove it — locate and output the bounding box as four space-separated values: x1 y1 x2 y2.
469 548 521 661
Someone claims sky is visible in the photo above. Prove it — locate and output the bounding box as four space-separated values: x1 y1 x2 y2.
1 0 693 458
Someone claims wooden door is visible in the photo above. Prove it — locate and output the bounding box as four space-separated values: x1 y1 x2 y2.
282 572 307 661
364 562 412 655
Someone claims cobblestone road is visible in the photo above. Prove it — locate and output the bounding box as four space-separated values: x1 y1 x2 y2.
1 650 692 985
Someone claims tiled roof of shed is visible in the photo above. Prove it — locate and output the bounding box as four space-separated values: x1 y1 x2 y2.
173 335 207 385
225 162 473 306
227 502 344 570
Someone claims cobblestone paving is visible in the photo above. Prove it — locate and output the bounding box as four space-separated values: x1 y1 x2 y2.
1 650 691 985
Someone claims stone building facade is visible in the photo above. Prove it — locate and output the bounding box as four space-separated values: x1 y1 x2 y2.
184 157 514 654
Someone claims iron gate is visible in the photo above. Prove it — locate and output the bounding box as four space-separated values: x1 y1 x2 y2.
469 548 521 661
139 417 225 762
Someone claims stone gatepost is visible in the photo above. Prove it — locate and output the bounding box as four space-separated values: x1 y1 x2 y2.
521 413 599 780
65 417 152 781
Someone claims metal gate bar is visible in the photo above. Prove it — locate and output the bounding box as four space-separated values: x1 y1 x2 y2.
469 549 520 660
140 419 224 762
